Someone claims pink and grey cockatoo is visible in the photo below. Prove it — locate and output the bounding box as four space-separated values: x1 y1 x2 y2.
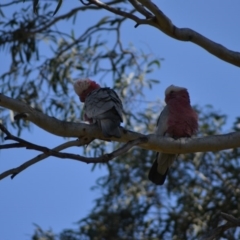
148 85 198 185
73 79 123 138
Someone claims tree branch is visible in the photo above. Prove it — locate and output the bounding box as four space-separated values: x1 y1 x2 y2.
1 93 240 155
0 0 22 7
0 139 87 180
0 93 143 140
0 124 147 180
0 143 24 149
128 0 153 18
137 0 240 67
202 212 240 240
89 0 240 67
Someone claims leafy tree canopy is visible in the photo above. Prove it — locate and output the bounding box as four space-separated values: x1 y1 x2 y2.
1 1 240 239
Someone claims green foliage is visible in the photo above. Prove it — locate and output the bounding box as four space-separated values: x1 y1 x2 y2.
1 1 240 240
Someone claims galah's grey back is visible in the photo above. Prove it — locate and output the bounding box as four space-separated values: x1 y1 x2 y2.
148 106 176 185
84 87 123 138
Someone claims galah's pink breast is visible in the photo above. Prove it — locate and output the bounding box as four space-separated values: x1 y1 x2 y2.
167 102 198 138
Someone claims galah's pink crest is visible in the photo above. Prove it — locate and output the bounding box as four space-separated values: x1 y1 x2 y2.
74 79 123 138
148 85 198 185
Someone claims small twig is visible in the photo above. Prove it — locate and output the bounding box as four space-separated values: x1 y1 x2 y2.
0 139 89 180
0 123 63 153
221 212 240 225
12 139 89 179
0 143 24 149
202 212 240 240
80 0 92 5
0 123 92 180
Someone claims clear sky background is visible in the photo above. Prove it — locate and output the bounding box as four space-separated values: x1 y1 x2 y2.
1 1 240 239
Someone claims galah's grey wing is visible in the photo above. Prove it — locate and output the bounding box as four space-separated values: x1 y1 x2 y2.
148 106 177 185
155 105 169 135
84 88 123 121
84 88 123 138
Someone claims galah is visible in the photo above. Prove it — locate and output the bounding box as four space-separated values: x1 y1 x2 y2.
73 79 123 138
148 85 198 185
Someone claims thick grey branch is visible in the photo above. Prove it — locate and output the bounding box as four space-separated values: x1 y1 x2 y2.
136 0 240 67
1 93 240 154
0 93 143 140
90 0 239 67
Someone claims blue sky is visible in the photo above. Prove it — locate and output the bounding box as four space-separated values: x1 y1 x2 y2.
1 1 240 239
